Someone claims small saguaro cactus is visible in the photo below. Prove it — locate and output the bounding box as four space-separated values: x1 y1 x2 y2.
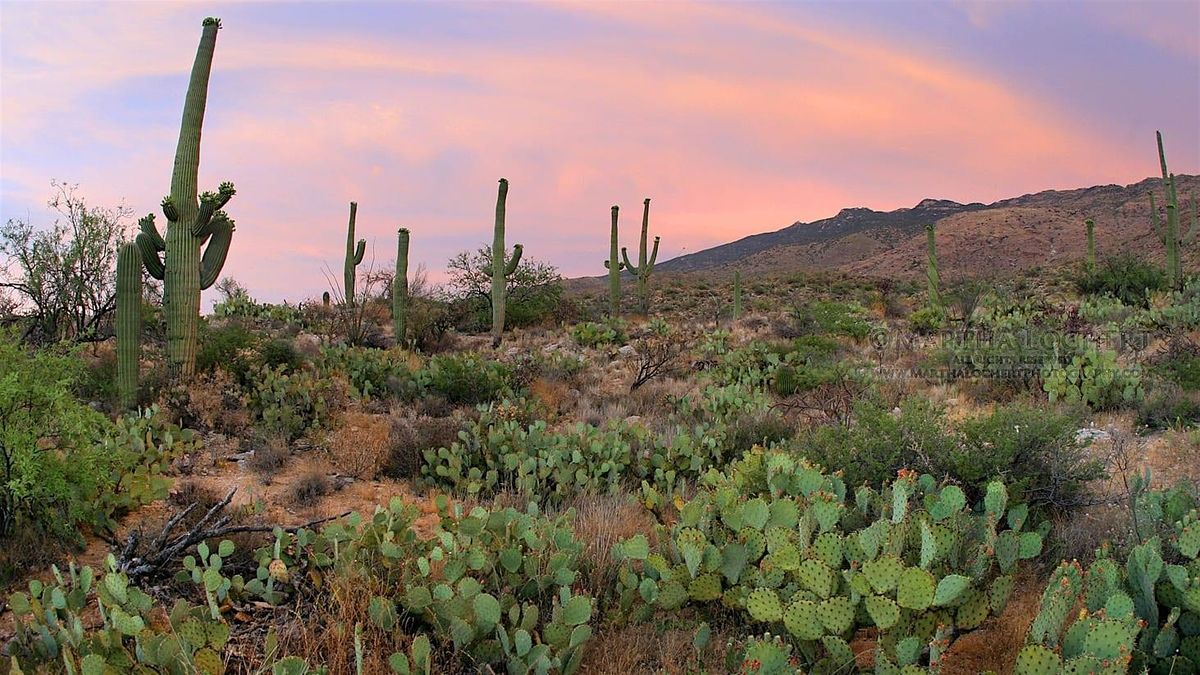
344 201 367 305
1152 131 1194 289
1085 218 1096 271
322 291 331 306
394 227 410 345
116 242 142 409
925 223 940 307
491 178 524 347
621 198 660 315
733 270 743 320
135 17 236 379
603 205 623 317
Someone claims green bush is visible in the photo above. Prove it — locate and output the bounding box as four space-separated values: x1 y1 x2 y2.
195 322 258 381
790 300 873 340
955 403 1102 509
426 352 511 404
258 337 302 372
1075 254 1166 308
798 397 954 488
318 345 420 400
909 305 946 334
1136 382 1200 431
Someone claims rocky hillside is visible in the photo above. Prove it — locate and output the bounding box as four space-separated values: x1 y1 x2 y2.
576 175 1199 287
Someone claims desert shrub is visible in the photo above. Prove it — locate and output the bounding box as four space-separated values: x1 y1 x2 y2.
908 305 946 334
1077 294 1135 326
1042 341 1143 409
426 352 511 404
245 433 292 475
955 402 1102 509
383 414 462 479
612 450 1044 671
1149 337 1200 391
934 326 1072 390
1136 382 1200 431
0 338 114 542
1075 253 1166 307
318 345 421 400
286 471 332 506
167 368 250 434
722 409 793 455
797 397 954 488
788 299 873 340
195 321 259 381
258 337 302 372
328 411 390 479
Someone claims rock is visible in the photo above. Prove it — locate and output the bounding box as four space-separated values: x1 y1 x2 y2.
543 342 561 353
506 347 520 357
1075 427 1110 443
618 345 637 357
624 415 643 426
294 332 322 357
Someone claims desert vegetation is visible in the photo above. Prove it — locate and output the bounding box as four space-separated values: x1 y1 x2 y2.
2 15 1200 675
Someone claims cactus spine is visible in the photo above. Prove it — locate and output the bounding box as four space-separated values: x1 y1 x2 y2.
733 271 742 320
344 201 366 305
135 17 236 379
603 205 623 317
1085 218 1096 271
394 227 410 344
925 223 940 307
621 198 660 315
1153 131 1194 289
116 242 142 409
491 179 523 347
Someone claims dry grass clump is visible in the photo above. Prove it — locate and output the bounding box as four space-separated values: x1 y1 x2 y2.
328 411 390 479
285 471 332 507
171 368 251 434
579 621 735 674
563 493 657 599
383 412 462 479
246 434 292 476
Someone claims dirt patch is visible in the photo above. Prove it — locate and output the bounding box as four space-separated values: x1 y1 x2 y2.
937 574 1042 675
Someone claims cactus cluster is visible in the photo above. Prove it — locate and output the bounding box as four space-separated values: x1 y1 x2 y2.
133 18 237 380
1018 486 1200 674
612 448 1042 670
343 201 367 305
491 178 524 347
1152 131 1196 290
622 198 660 315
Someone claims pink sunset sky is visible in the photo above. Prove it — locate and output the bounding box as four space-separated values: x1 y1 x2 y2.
1 1 1198 304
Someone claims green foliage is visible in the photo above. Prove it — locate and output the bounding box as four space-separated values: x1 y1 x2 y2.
789 300 873 341
908 305 946 335
1042 342 1143 409
613 451 1041 671
195 321 259 381
318 345 420 400
1075 254 1166 308
570 321 622 348
426 353 512 404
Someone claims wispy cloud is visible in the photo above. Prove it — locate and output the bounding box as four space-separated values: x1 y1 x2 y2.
1 1 1195 303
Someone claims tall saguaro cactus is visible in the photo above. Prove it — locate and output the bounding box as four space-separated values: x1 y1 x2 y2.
116 242 142 409
135 17 236 379
344 202 366 305
394 227 409 344
733 271 743 320
603 205 623 317
621 198 660 315
491 179 523 347
925 224 940 307
1153 131 1194 289
1085 218 1096 272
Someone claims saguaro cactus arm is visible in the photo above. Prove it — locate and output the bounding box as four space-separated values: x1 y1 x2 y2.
505 243 524 276
647 235 661 268
136 215 166 281
199 214 235 290
193 181 236 237
620 247 639 274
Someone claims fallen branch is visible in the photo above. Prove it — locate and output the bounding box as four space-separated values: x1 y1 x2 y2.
116 488 349 581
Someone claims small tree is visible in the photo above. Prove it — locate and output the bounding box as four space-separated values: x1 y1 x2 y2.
0 181 132 343
444 247 562 332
